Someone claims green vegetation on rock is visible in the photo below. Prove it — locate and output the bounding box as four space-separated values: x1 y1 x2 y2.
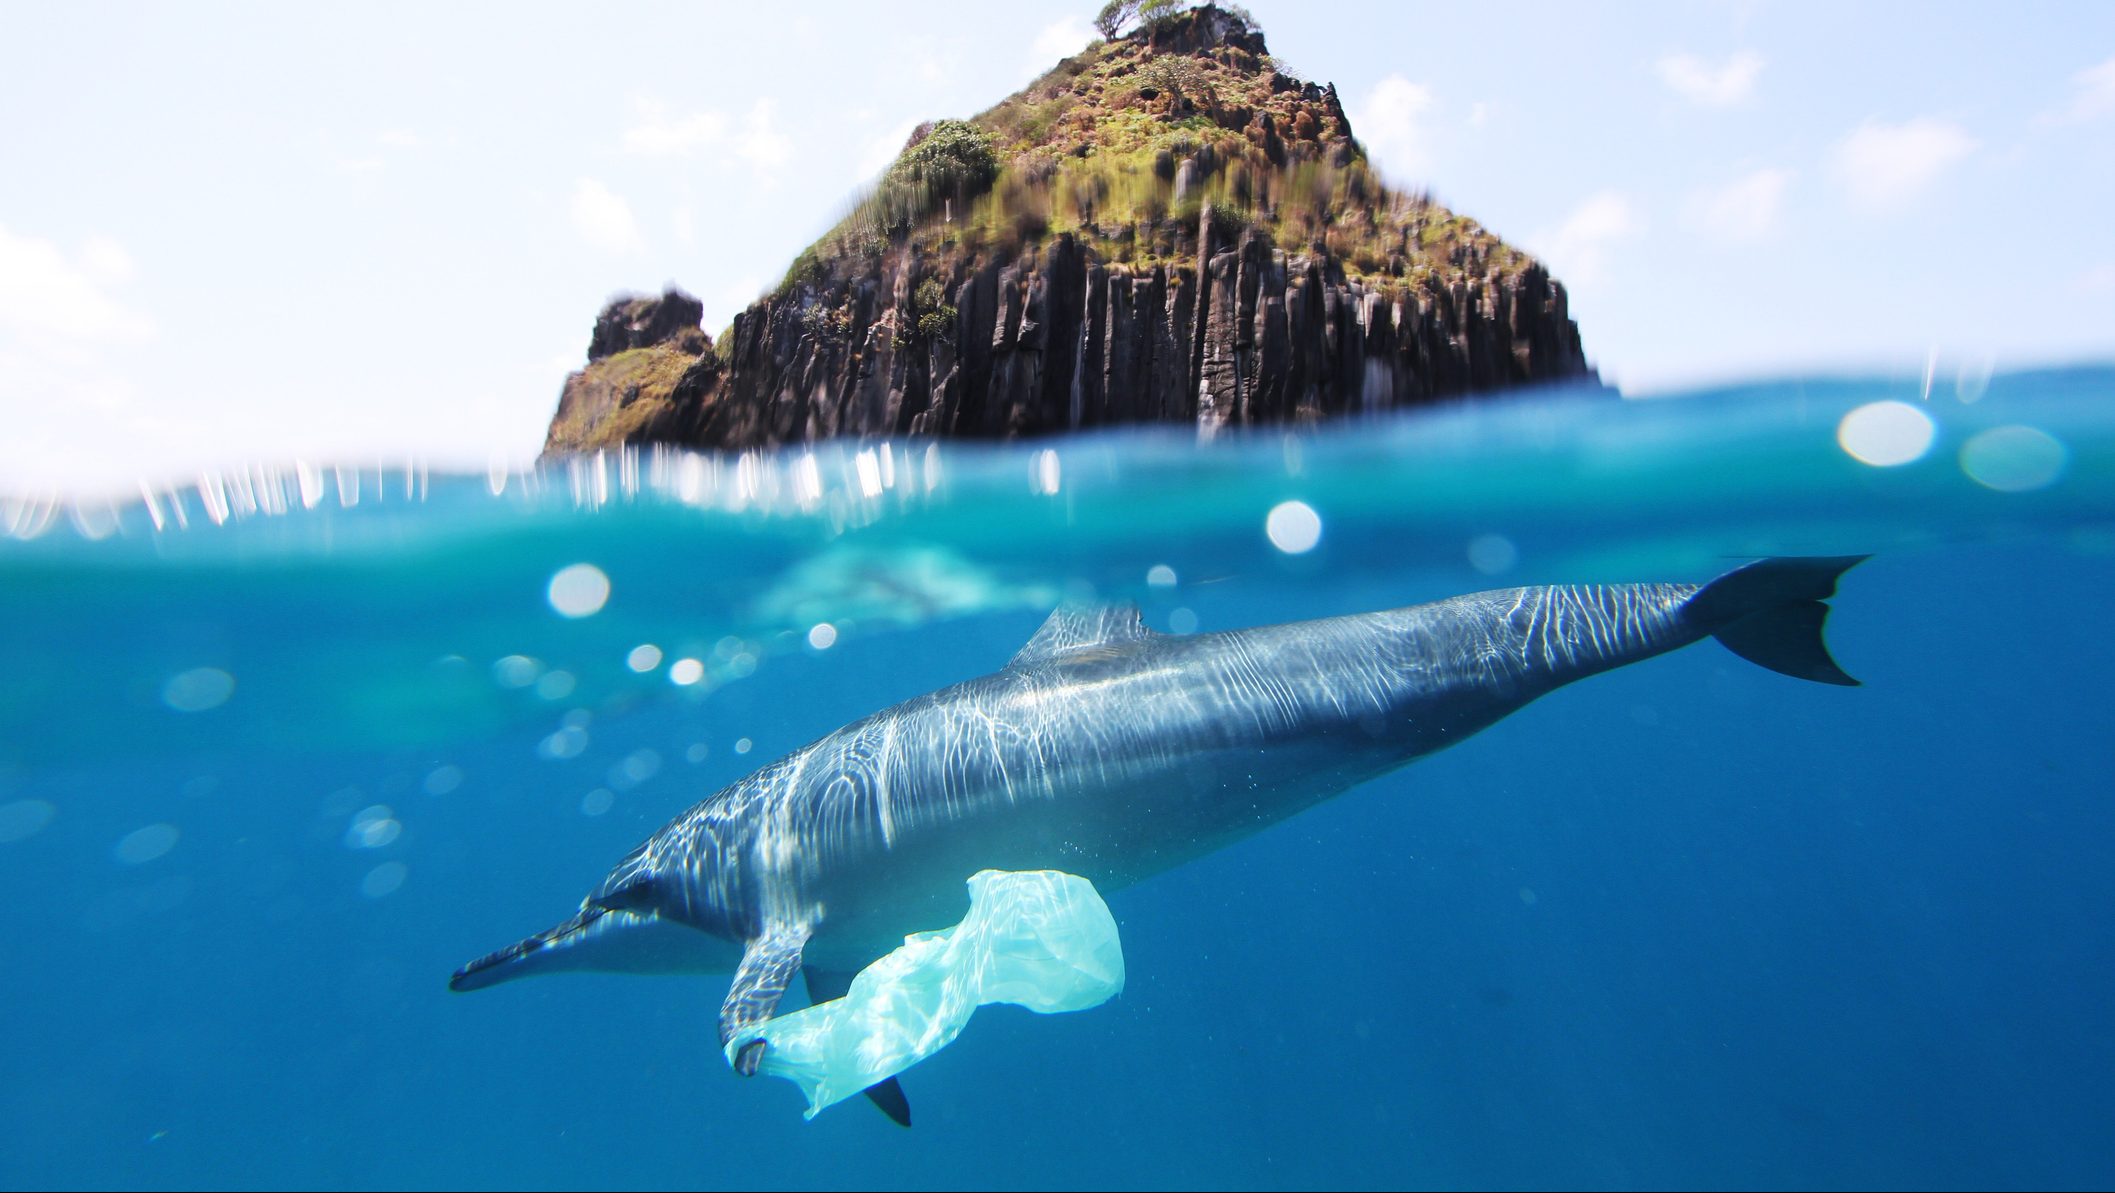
793 3 1525 305
543 343 699 452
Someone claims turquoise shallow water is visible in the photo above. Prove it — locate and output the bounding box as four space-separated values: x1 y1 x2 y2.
2 368 2113 1189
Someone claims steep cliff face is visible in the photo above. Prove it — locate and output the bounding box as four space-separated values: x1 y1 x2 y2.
629 231 1584 450
545 5 1594 456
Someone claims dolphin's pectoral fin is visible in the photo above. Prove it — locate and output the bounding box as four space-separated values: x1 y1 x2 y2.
720 923 811 1077
804 968 914 1127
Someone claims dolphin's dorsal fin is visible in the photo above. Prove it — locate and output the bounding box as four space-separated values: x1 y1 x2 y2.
1010 604 1154 667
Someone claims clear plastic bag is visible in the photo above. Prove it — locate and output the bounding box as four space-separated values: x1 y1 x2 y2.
725 869 1125 1118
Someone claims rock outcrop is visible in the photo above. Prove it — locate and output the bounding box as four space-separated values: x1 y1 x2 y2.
587 290 708 360
543 289 711 454
544 5 1595 457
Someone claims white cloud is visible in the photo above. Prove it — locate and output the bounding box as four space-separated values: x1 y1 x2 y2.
1028 17 1094 74
880 33 966 93
571 178 643 253
0 341 143 412
324 130 429 178
1534 191 1643 286
857 118 923 181
0 338 155 491
0 228 156 488
1686 167 1793 240
673 202 695 249
80 236 136 284
737 100 793 175
2040 55 2115 125
622 97 729 157
1656 51 1765 107
615 94 790 185
1467 101 1489 129
913 41 947 87
2075 263 2115 294
0 224 156 342
1831 117 1977 211
1354 74 1436 180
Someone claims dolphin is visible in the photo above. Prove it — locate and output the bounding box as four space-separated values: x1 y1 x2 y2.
452 555 1866 1124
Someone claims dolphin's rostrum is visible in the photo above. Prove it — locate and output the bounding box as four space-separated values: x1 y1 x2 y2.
453 556 1867 1123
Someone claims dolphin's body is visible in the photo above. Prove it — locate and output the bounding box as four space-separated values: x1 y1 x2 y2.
453 556 1865 1123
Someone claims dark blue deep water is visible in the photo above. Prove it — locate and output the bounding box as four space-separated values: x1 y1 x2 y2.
3 370 2113 1189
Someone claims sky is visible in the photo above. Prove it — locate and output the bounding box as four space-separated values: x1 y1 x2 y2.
3 0 2112 494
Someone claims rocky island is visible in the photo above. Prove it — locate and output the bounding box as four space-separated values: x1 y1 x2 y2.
544 2 1594 457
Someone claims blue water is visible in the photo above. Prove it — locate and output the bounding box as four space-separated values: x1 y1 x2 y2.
3 370 2113 1189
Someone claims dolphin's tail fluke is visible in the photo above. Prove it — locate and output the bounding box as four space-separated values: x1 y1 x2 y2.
1685 555 1869 686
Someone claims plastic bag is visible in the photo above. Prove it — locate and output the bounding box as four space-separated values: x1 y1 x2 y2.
724 869 1125 1118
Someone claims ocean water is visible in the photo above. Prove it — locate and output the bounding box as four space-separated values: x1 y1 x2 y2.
2 369 2112 1190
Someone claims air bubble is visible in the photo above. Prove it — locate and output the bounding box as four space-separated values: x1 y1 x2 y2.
1266 501 1322 554
547 563 611 618
1960 425 2067 492
1467 534 1518 575
362 862 407 898
1838 401 1935 467
115 823 180 865
162 668 234 712
0 799 56 844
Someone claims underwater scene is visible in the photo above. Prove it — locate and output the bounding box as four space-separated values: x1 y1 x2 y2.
3 369 2114 1189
